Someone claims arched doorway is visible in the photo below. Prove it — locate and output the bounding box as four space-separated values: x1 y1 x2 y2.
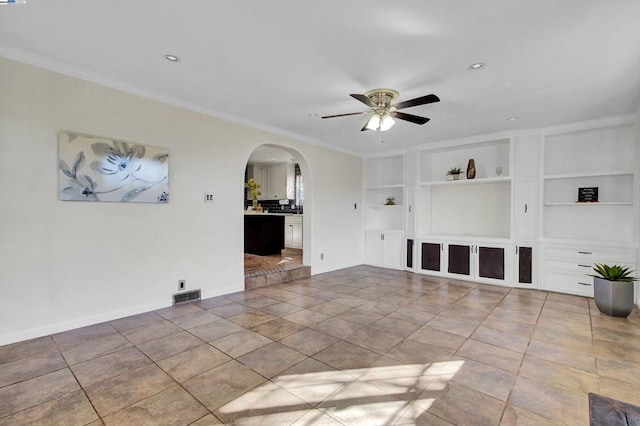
243 144 311 288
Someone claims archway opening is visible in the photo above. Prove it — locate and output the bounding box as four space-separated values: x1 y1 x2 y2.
242 144 311 288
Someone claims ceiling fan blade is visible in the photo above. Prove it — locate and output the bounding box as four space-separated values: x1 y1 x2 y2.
350 94 376 108
321 111 368 119
360 122 371 132
393 94 440 110
392 111 430 125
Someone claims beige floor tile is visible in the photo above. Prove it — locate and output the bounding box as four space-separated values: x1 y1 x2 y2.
0 390 98 425
526 339 597 373
368 316 421 337
52 323 119 349
598 376 640 406
309 301 352 316
157 344 231 382
386 339 455 365
182 360 266 411
388 307 437 325
596 355 640 385
450 357 516 401
0 369 80 418
421 382 506 426
346 326 404 354
237 342 307 378
0 349 67 388
471 326 530 353
280 328 339 356
250 318 305 341
120 319 182 345
481 316 536 337
283 309 331 327
210 330 272 358
136 331 204 362
518 355 599 395
593 338 640 364
407 325 467 351
102 385 208 426
486 306 540 325
291 409 345 425
84 364 174 417
0 337 58 365
255 301 303 316
309 317 363 339
538 307 591 325
71 347 152 388
336 308 384 325
227 310 277 328
275 358 355 404
215 380 310 425
500 403 558 426
168 310 222 329
190 414 223 425
426 314 479 338
59 333 132 365
508 376 589 425
455 339 524 374
154 303 204 319
313 341 381 370
187 318 246 342
531 324 594 352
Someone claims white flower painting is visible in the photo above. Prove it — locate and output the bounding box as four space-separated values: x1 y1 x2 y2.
59 132 169 203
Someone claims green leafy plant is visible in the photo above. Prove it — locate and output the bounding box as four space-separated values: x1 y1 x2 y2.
244 178 261 200
446 166 462 176
589 263 638 282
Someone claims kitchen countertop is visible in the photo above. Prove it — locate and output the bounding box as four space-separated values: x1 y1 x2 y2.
244 212 303 216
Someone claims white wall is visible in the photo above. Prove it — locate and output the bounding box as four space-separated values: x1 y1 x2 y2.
0 57 364 345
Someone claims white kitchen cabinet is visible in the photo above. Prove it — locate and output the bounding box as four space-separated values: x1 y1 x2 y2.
365 230 402 269
266 163 295 200
247 165 269 200
284 215 303 249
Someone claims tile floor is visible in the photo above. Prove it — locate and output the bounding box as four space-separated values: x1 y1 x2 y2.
1 265 640 425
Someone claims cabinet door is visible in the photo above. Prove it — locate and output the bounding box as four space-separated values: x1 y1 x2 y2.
268 164 287 199
406 238 414 270
514 178 537 239
365 231 383 265
514 244 535 287
291 222 303 247
475 243 512 285
382 232 402 268
447 243 472 277
420 242 444 275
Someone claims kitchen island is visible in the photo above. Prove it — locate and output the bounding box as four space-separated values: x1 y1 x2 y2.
244 213 287 256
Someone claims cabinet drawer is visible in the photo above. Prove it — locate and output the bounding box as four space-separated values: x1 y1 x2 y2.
543 245 636 263
541 269 594 297
543 258 635 274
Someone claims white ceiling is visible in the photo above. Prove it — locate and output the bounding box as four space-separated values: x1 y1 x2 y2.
1 1 639 155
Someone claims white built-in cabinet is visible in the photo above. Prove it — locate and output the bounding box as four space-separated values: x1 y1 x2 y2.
284 215 303 249
363 155 404 268
364 117 638 298
248 163 295 200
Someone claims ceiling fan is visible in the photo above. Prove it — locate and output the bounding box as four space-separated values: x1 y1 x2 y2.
322 89 440 132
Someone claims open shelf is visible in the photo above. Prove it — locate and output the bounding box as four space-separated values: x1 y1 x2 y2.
544 202 633 206
420 176 511 187
544 171 634 180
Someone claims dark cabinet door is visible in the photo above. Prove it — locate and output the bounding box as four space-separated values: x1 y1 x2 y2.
517 246 533 284
448 244 471 276
421 242 441 272
406 239 414 269
478 246 505 280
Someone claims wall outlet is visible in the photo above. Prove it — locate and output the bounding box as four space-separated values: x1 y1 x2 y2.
320 253 324 260
178 279 186 290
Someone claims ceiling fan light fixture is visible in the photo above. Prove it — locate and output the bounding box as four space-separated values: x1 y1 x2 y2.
365 113 381 130
379 114 395 131
164 54 180 63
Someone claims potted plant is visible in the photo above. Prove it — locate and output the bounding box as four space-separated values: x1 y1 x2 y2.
446 166 463 180
588 263 638 317
245 178 261 210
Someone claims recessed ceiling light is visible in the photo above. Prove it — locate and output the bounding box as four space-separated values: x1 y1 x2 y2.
467 62 485 71
507 116 520 121
308 113 318 117
164 54 180 63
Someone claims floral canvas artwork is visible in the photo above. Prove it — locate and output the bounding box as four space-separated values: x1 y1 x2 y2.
59 132 169 203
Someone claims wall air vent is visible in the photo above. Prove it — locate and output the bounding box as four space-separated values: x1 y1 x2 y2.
173 289 201 305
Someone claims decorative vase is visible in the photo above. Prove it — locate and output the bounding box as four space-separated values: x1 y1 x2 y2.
252 199 258 210
466 159 476 179
593 277 635 317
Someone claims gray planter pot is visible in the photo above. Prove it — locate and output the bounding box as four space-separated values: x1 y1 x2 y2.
593 277 635 317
